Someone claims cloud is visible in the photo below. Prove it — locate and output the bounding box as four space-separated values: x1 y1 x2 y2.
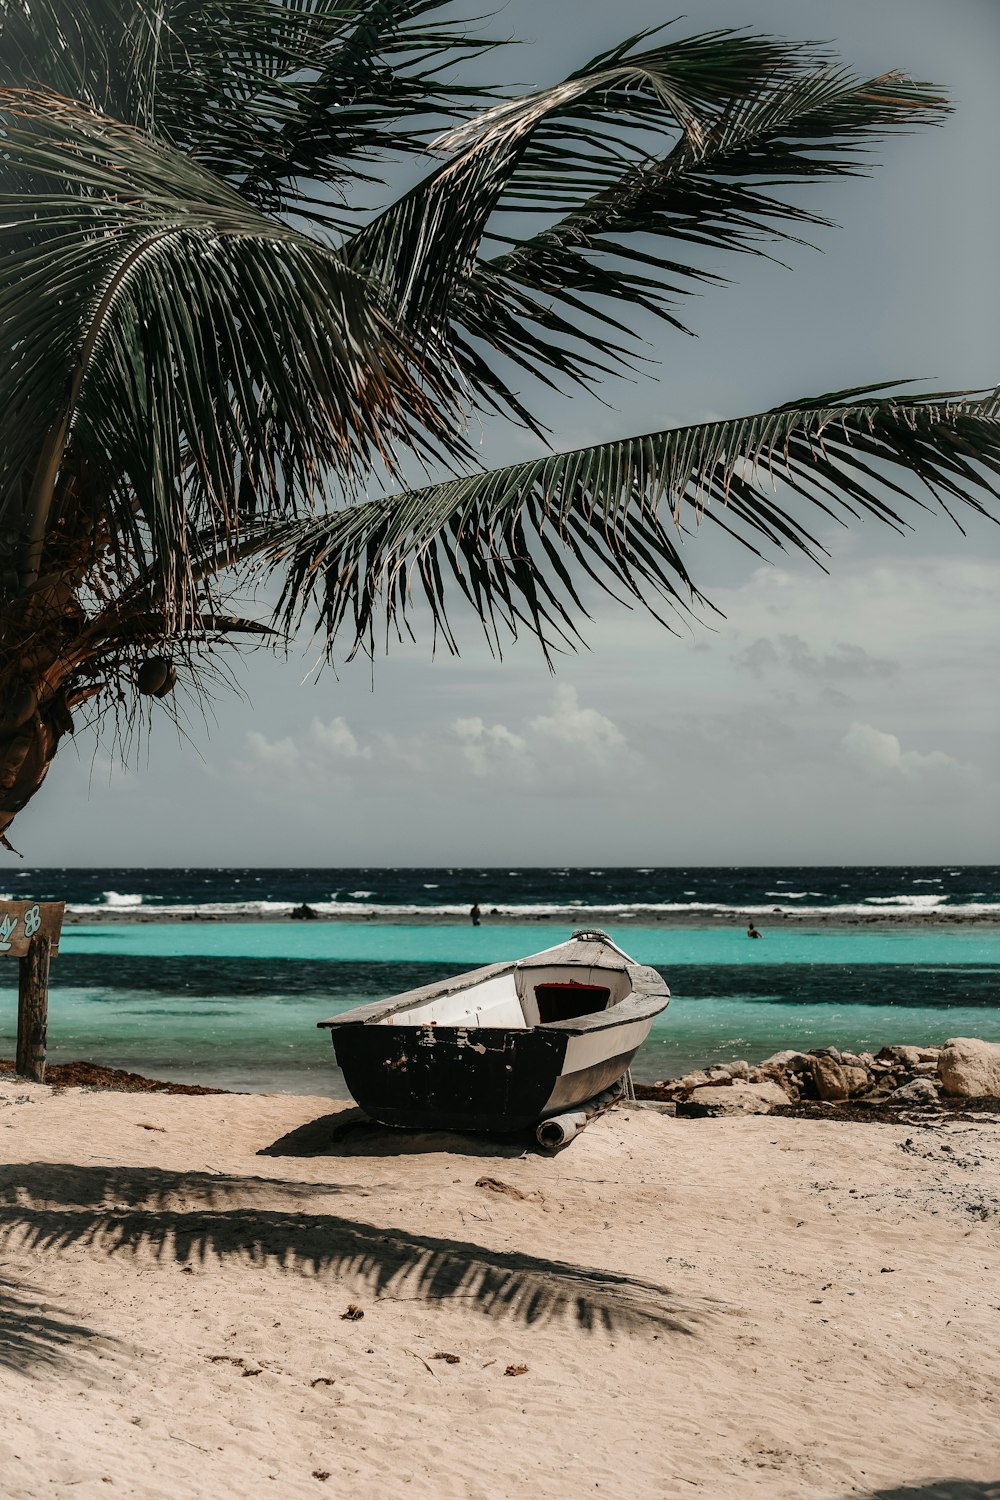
450 685 639 791
453 716 529 779
308 717 371 762
732 633 896 681
243 731 299 776
720 557 999 668
529 684 627 763
237 715 372 789
236 688 637 798
841 721 961 778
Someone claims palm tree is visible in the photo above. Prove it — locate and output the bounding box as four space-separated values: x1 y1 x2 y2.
1 1 997 851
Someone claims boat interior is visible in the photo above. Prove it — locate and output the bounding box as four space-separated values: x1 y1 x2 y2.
377 959 632 1030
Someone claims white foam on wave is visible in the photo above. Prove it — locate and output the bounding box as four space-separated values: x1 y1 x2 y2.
864 894 946 908
63 896 999 920
766 891 807 899
102 891 144 908
69 899 294 918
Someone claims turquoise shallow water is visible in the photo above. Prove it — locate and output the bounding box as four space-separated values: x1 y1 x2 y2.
1 922 996 1095
59 921 999 965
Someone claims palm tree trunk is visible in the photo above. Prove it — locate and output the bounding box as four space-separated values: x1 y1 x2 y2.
0 691 72 849
0 560 85 849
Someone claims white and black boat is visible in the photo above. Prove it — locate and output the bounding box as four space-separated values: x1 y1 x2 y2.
318 929 669 1134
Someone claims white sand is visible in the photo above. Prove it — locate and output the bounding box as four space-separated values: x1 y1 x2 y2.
0 1078 998 1500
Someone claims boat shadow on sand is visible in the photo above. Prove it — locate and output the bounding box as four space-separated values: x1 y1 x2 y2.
849 1484 1000 1500
260 1106 541 1159
0 1162 708 1344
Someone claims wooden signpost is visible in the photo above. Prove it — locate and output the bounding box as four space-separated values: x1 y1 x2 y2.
1 901 64 1083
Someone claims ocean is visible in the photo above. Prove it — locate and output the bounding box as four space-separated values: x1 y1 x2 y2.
0 867 997 1096
2 863 997 920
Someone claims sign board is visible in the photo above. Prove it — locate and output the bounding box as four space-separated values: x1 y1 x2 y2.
0 901 64 958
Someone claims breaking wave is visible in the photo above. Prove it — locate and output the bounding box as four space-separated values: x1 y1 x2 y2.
62 896 998 921
863 894 946 908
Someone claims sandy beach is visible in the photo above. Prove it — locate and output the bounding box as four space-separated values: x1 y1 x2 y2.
1 1077 998 1500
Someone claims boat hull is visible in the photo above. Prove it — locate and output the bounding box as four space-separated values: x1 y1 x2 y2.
330 1022 647 1134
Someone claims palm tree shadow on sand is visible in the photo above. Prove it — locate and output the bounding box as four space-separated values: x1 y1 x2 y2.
0 1274 113 1374
0 1163 711 1338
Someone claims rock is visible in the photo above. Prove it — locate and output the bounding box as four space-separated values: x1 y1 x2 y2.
752 1051 811 1089
912 1061 940 1077
677 1070 714 1091
916 1047 941 1062
839 1052 865 1068
809 1055 850 1102
842 1066 873 1098
866 1080 899 1100
939 1038 1000 1098
704 1060 751 1082
888 1078 940 1106
682 1080 790 1117
811 1046 842 1062
756 1050 807 1070
877 1045 923 1068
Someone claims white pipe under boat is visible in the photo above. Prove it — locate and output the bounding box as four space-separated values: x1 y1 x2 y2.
535 1082 625 1148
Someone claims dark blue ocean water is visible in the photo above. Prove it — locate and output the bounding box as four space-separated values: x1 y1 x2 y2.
0 869 996 1094
2 863 997 917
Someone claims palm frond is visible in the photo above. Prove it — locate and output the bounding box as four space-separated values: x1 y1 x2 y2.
266 387 1000 661
0 89 466 609
158 0 501 218
479 68 953 345
347 35 950 422
0 0 157 120
456 67 951 401
345 29 803 334
481 59 947 219
0 0 498 222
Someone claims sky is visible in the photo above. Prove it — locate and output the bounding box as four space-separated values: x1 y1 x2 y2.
12 0 1000 868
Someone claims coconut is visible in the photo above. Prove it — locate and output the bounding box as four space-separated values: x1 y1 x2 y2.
137 659 177 697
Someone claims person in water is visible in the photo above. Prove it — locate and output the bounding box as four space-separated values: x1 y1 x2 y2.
470 902 482 927
746 920 762 939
